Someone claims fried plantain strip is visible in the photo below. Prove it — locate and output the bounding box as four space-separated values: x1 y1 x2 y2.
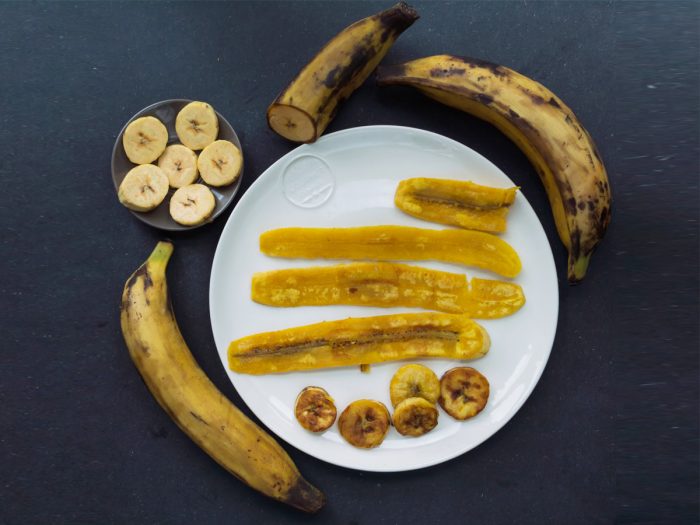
228 313 490 375
395 178 518 233
259 226 521 278
251 262 525 318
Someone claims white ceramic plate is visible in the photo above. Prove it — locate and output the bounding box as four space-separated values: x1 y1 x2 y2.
210 125 558 472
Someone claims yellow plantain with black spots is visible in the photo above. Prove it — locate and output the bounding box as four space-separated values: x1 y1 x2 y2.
377 55 612 283
120 242 324 513
267 2 418 142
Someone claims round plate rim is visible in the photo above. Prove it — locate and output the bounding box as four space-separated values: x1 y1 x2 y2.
209 124 559 472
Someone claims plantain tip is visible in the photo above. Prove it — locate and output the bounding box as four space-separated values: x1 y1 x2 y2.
285 476 326 513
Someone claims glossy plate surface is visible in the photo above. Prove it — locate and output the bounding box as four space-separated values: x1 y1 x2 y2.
210 126 558 472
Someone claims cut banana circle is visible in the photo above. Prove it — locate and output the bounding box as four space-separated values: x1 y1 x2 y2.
169 184 216 226
123 116 168 164
392 397 439 437
118 164 169 212
198 140 242 187
338 399 390 449
294 386 337 432
175 101 219 150
389 364 440 407
158 144 199 188
438 367 490 420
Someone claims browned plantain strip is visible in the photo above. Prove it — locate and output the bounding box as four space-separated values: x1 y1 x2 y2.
228 313 490 375
395 178 518 233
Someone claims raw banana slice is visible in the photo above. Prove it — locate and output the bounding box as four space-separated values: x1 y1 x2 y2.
294 386 337 432
338 399 390 449
198 140 242 187
122 116 168 164
118 164 169 212
438 367 490 420
175 101 219 150
389 364 440 407
169 184 216 226
157 144 199 188
392 397 439 437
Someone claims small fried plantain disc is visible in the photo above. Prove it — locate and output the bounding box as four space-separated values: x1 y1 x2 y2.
294 386 337 432
337 399 390 448
392 397 439 437
438 367 490 420
389 364 440 407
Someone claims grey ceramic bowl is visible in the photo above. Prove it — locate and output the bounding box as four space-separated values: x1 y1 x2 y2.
111 99 243 231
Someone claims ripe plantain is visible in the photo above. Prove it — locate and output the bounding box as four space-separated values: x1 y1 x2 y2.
392 397 439 437
267 2 418 142
389 363 440 407
120 242 324 513
294 386 337 433
338 400 391 448
377 55 612 283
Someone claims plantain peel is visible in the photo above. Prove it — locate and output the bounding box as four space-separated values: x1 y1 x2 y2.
228 313 490 375
259 226 521 279
395 178 518 233
251 262 524 318
120 242 324 512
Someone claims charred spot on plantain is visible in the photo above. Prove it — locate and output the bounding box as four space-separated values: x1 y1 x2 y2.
548 97 562 108
457 56 507 77
564 197 577 215
348 287 358 293
474 93 494 105
530 94 546 105
577 201 586 211
429 67 466 78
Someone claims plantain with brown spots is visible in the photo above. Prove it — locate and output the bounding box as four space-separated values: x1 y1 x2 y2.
120 242 325 513
377 55 612 283
267 2 418 142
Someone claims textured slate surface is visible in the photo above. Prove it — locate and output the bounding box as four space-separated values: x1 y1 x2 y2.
1 1 697 523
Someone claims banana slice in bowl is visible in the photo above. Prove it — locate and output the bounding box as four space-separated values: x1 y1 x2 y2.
118 165 169 212
111 99 244 231
198 140 243 187
169 184 216 226
175 101 219 150
158 144 199 188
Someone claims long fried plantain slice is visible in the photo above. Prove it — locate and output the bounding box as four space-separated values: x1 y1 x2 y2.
228 313 490 375
338 400 390 448
259 226 521 279
395 178 517 233
252 262 467 313
251 262 525 318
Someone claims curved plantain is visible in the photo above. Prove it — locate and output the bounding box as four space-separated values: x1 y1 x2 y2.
377 55 611 283
120 241 324 513
267 2 418 142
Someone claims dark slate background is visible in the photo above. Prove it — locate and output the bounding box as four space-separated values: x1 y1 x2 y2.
1 1 698 523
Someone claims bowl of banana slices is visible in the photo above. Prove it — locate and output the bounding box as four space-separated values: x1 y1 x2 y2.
112 99 244 231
